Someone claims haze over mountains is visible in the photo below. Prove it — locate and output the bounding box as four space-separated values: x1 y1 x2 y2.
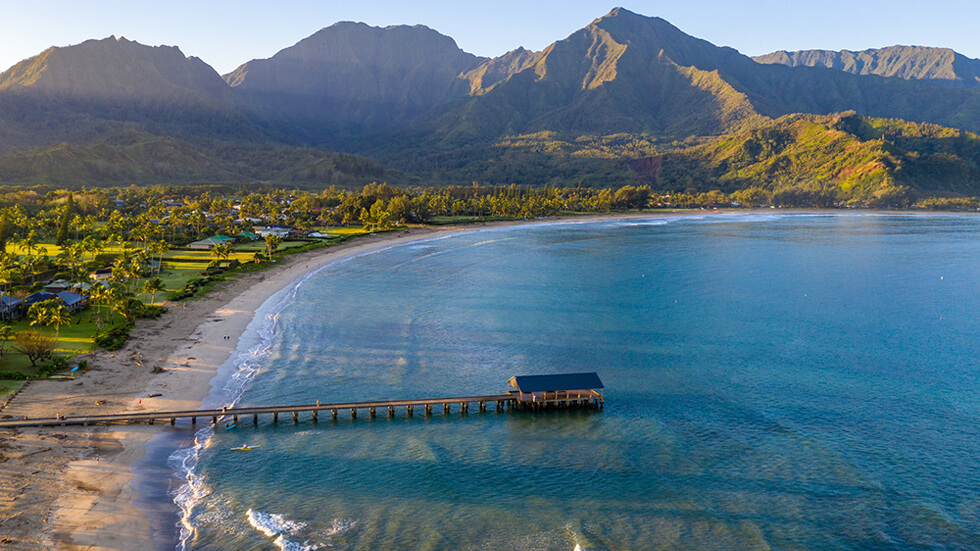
2 7 980 199
754 46 980 87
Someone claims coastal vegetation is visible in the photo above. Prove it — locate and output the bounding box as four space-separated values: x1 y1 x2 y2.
0 175 977 392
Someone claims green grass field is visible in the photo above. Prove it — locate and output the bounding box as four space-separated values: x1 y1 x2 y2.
0 228 378 376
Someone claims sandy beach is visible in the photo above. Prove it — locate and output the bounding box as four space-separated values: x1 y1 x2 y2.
0 212 669 550
0 226 460 550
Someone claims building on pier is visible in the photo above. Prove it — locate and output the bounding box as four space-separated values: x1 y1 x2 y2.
507 372 604 409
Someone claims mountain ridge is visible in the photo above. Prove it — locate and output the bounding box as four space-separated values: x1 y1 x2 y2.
753 45 980 87
3 8 980 195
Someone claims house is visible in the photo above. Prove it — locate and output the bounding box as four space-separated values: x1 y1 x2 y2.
22 291 58 310
43 279 73 294
70 282 94 293
253 225 293 238
236 231 260 242
56 291 88 313
188 235 236 250
89 268 113 281
0 295 23 320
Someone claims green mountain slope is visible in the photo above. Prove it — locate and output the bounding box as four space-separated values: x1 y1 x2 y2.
361 8 980 178
754 46 980 87
0 133 395 188
650 112 980 202
0 36 270 154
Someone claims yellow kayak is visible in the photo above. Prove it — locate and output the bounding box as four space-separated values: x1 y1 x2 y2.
230 445 262 451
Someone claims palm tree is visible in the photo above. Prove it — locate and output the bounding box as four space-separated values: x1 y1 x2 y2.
151 240 170 275
18 232 39 283
57 242 84 278
87 284 111 332
115 296 144 324
210 243 232 263
48 304 71 340
104 284 123 324
81 235 104 263
264 234 282 258
141 277 165 304
27 300 54 332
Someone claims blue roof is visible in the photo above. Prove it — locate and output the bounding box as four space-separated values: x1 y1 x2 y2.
23 291 57 306
56 291 85 306
508 372 604 393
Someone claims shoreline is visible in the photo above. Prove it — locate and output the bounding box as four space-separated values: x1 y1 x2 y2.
0 209 828 549
0 225 461 549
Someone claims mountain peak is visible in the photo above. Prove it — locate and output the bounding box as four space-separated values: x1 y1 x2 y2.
0 35 230 103
601 7 640 19
224 22 486 134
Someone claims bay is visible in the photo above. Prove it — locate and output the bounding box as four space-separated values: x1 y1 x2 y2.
177 213 980 550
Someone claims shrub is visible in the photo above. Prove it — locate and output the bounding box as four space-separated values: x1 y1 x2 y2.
94 324 133 351
140 305 168 319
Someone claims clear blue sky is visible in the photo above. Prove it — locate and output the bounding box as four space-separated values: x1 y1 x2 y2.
3 0 979 75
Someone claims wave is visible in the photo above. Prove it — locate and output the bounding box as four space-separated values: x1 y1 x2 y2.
246 509 307 538
248 509 316 551
170 273 307 550
247 510 355 551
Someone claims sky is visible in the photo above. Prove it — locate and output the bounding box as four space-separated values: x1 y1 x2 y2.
3 0 980 75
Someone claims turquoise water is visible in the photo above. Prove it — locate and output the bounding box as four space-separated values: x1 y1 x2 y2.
174 213 980 550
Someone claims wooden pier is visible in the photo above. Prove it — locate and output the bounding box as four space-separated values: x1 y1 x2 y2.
0 373 604 429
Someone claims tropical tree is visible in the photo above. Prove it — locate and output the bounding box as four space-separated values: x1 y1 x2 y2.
150 240 169 275
57 242 85 278
264 234 282 258
17 230 40 259
48 303 72 340
210 243 232 263
56 193 74 245
81 235 104 263
88 284 110 330
141 277 165 304
27 300 55 331
115 296 144 323
14 330 56 367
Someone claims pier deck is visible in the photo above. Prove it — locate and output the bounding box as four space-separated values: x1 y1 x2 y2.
0 391 603 429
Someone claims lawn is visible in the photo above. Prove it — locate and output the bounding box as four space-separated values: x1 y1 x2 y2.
0 379 26 399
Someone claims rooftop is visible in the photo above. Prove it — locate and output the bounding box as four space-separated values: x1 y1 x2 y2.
507 372 604 393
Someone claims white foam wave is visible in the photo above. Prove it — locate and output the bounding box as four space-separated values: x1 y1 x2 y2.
169 248 378 550
170 424 214 549
609 219 670 227
322 518 356 538
246 509 307 537
171 277 301 550
247 509 334 551
273 534 320 551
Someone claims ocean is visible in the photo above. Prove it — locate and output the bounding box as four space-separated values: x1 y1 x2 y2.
166 213 980 550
